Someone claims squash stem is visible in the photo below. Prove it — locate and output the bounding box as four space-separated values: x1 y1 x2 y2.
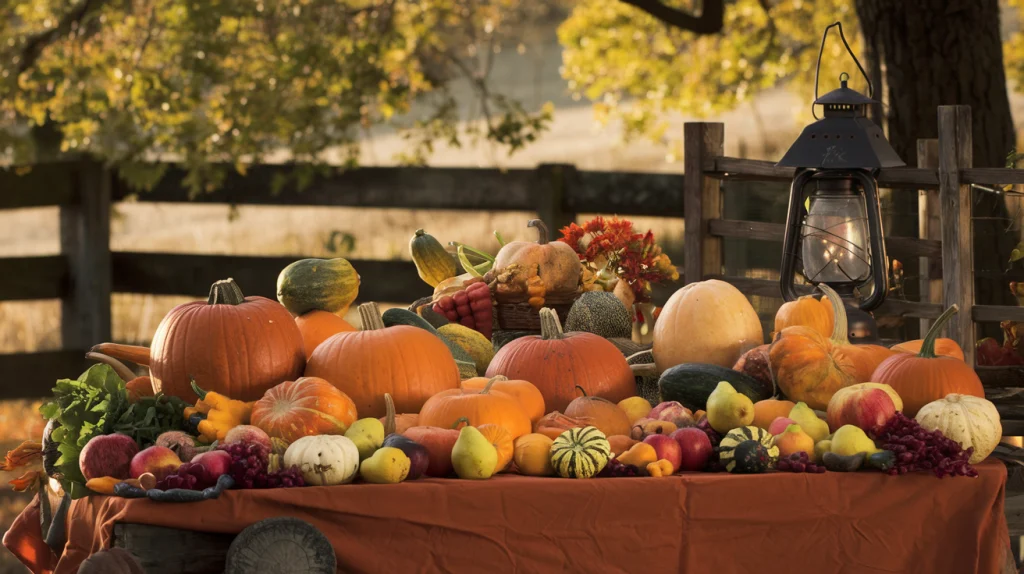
89 343 151 367
574 384 588 397
384 393 396 436
818 284 850 345
190 378 208 400
919 304 959 359
494 230 507 247
85 352 137 383
208 278 245 305
527 219 549 245
539 308 565 340
359 302 386 331
481 376 507 394
451 416 471 430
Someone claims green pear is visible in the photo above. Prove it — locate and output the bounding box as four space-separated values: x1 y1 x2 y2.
359 447 411 484
451 426 498 480
345 418 385 460
788 402 830 444
706 381 755 433
831 425 881 457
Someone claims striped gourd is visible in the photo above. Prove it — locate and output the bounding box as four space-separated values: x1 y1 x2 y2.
550 426 611 479
718 425 779 473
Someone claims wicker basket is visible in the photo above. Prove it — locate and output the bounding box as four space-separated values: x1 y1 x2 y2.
494 291 580 332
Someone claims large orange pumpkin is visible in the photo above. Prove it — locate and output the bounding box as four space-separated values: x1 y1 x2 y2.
461 376 545 424
251 377 358 442
871 304 985 417
485 308 635 412
773 294 834 338
889 338 965 362
305 302 460 418
295 310 356 360
418 376 532 439
91 278 304 401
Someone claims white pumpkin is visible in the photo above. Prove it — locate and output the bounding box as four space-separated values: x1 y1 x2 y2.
915 394 1002 464
283 435 360 486
652 279 764 372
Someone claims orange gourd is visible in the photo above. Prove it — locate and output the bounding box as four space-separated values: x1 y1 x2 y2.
379 393 420 435
306 302 460 418
769 285 894 410
513 433 556 476
477 423 514 472
871 304 985 417
564 386 632 437
418 376 533 439
251 377 358 442
295 310 356 360
890 338 965 362
485 307 635 412
461 376 545 424
773 294 834 338
534 411 591 440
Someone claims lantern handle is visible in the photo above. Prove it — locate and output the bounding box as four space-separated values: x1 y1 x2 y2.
813 21 872 120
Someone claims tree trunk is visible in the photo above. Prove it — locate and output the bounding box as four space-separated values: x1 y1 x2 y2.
855 0 1018 337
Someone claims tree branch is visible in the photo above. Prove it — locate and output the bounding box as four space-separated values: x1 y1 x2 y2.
17 0 108 75
619 0 724 35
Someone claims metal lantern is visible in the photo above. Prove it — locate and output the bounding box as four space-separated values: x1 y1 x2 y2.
777 22 904 331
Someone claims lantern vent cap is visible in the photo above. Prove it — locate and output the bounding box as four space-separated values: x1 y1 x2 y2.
814 73 876 107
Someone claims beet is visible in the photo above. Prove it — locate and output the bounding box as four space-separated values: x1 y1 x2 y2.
79 433 140 480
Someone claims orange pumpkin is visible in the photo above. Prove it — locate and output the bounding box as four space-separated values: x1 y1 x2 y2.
380 393 420 435
890 338 965 362
871 304 985 417
492 219 582 298
91 278 305 401
773 294 834 338
477 423 514 473
534 411 591 440
418 376 533 439
461 376 545 424
306 302 460 418
769 284 893 410
564 386 632 437
485 308 635 412
251 377 358 442
295 310 356 360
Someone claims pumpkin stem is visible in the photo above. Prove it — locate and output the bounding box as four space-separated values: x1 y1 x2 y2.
384 393 396 436
818 284 850 345
84 352 137 383
919 304 959 359
539 307 565 340
527 219 549 245
190 378 208 400
359 302 386 331
575 385 588 397
89 343 151 367
415 229 426 237
207 278 245 305
451 416 471 430
481 375 507 394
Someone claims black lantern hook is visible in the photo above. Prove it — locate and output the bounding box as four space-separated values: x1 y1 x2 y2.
812 22 872 120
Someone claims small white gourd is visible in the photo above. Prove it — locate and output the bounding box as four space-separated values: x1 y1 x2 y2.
283 435 360 486
915 394 1002 464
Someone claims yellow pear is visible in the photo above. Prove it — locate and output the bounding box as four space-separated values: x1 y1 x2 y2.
814 439 832 461
451 426 498 480
831 425 881 457
344 418 385 460
618 397 653 423
706 381 755 433
359 447 411 484
788 402 829 444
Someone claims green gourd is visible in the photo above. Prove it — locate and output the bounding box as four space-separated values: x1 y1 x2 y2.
718 425 779 473
410 229 458 287
550 426 611 479
276 258 360 316
564 291 633 339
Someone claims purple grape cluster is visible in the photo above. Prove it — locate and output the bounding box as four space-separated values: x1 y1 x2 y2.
156 462 211 490
219 441 269 489
872 412 977 478
775 452 826 474
254 465 305 489
597 459 641 477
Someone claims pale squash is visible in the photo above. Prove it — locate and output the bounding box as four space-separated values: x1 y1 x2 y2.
283 435 360 486
915 394 1001 464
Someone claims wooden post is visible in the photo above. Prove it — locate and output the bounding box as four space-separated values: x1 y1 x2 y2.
917 139 941 336
937 106 975 365
535 163 577 236
60 160 112 350
683 123 725 284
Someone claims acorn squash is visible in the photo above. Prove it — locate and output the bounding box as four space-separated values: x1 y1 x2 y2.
550 426 611 479
718 425 778 473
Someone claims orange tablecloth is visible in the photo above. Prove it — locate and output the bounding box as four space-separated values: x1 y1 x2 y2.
5 461 1013 574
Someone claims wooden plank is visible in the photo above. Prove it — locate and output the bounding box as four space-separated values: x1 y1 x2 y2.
707 219 941 260
963 168 1024 186
918 138 942 336
0 162 77 209
111 253 427 304
683 123 725 284
977 366 1024 389
874 298 944 319
571 171 685 217
535 164 577 235
0 351 91 399
0 255 68 300
60 161 112 349
710 157 940 189
113 523 233 574
973 305 1024 323
938 106 976 365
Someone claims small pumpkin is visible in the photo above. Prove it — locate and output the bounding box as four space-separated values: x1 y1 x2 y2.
461 376 545 424
477 423 515 473
403 426 459 477
438 323 496 373
564 385 632 437
492 219 582 297
418 376 533 439
379 393 419 435
718 425 779 473
550 426 612 479
564 291 633 339
277 257 360 316
306 302 461 418
607 434 639 457
295 310 356 360
486 308 635 412
890 338 965 362
915 394 1001 464
126 376 155 403
513 433 555 476
534 411 591 440
283 435 360 486
251 377 359 443
773 294 834 339
871 305 985 416
410 228 458 287
653 279 764 371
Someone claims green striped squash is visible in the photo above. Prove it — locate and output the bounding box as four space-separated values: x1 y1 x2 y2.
277 258 360 316
550 426 611 479
718 425 779 473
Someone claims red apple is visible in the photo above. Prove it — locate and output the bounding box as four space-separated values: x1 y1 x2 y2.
827 387 896 434
669 428 712 472
191 450 231 482
649 401 694 427
768 417 798 436
130 446 182 481
643 434 682 473
223 425 272 451
79 434 139 480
